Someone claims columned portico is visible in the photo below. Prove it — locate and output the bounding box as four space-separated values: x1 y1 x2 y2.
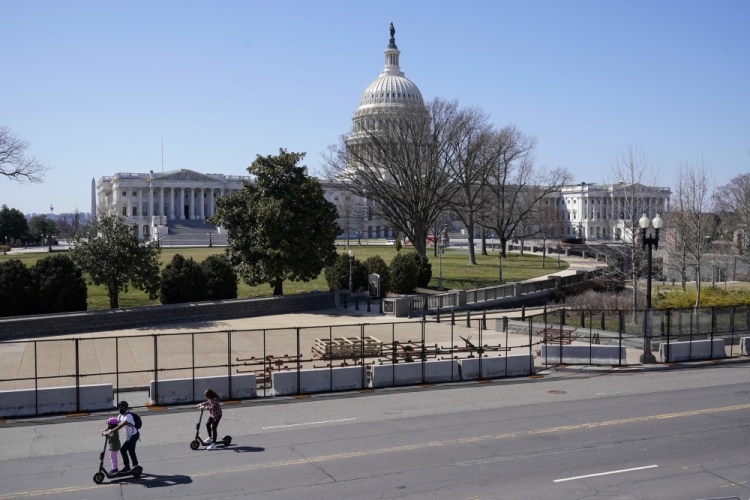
95 169 251 241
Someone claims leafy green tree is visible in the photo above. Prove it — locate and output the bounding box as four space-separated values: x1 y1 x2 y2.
70 214 161 308
29 214 57 246
160 254 207 304
30 254 87 313
210 149 339 295
389 253 419 293
200 254 238 300
0 259 36 317
364 255 391 295
0 205 28 245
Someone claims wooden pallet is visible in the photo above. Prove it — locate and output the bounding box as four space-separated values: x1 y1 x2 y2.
541 327 576 345
312 336 382 359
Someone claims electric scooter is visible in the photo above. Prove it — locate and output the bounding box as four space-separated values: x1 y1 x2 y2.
190 408 232 450
93 435 142 484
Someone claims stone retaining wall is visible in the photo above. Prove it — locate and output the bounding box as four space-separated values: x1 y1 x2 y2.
0 291 336 340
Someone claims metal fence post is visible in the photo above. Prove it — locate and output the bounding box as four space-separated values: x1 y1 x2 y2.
361 324 366 389
730 306 736 357
153 334 159 405
227 330 233 399
296 327 301 396
665 309 671 362
711 307 716 359
75 338 80 412
466 310 471 328
191 332 196 401
34 341 39 416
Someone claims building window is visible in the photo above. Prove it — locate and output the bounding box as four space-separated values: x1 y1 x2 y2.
122 191 127 197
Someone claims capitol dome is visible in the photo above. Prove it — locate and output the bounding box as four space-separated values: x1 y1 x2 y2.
354 24 424 116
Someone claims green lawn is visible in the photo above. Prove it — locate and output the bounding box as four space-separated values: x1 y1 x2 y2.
1 245 567 310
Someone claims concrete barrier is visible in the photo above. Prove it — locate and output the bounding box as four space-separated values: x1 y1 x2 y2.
540 345 626 365
0 383 113 417
271 366 364 396
658 339 726 362
459 355 532 380
369 359 459 388
740 337 750 356
149 374 256 405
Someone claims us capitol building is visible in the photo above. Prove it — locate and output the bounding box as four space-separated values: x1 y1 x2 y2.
94 24 670 245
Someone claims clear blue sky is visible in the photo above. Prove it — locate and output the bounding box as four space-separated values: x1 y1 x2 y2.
2 0 748 215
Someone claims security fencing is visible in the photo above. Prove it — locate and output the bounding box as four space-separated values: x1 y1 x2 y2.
1 304 749 416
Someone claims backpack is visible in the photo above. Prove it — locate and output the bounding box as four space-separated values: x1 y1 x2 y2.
128 411 142 430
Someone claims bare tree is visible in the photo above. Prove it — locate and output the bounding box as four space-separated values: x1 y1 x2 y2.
713 172 750 253
480 125 570 258
606 145 661 311
0 126 48 183
326 97 462 257
672 162 715 307
331 187 362 247
531 198 563 267
443 106 495 265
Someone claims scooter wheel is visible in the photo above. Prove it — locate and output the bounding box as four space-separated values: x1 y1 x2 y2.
132 466 142 478
93 472 104 484
223 435 232 446
190 439 200 450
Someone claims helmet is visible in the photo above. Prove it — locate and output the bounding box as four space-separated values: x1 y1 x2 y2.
106 417 119 427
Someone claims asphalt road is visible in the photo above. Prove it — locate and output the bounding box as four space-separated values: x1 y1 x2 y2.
1 364 750 499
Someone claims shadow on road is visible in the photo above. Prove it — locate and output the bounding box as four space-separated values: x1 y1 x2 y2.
229 445 265 453
138 473 193 488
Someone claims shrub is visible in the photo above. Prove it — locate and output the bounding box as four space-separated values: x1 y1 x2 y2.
405 252 432 288
324 253 368 291
0 259 36 317
30 254 87 313
364 255 390 295
389 253 419 293
160 254 208 304
200 254 238 300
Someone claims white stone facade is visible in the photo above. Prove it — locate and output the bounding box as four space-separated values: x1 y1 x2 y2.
555 182 671 242
95 169 251 240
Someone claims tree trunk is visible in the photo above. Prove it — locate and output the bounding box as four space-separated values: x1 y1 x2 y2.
466 223 477 265
108 283 119 309
273 277 283 296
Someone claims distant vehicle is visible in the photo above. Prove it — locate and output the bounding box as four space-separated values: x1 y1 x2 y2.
385 239 396 245
404 235 438 246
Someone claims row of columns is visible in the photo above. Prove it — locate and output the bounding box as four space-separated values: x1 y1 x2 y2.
566 196 669 222
112 186 240 221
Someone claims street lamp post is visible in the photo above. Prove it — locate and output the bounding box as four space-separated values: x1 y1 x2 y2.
639 212 663 364
348 249 353 293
